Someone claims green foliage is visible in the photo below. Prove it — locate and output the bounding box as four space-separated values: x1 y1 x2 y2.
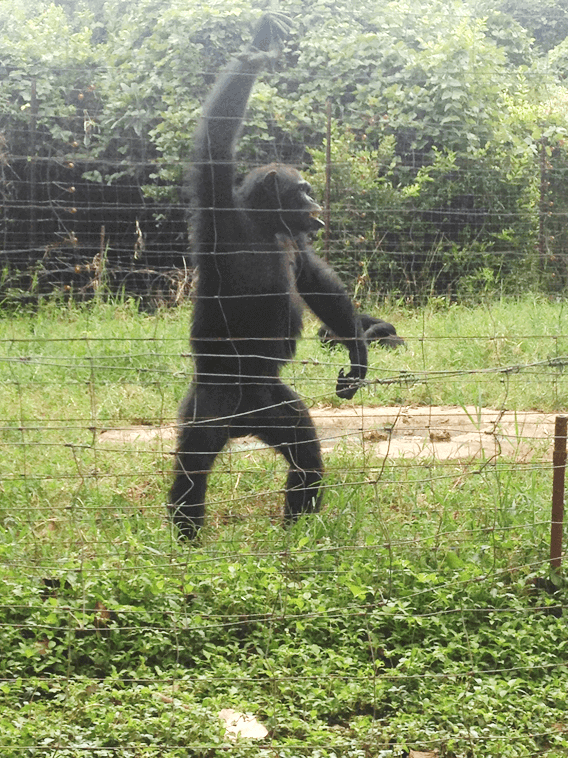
0 3 100 156
494 0 568 53
307 124 540 298
90 1 258 178
2 0 568 297
308 126 401 282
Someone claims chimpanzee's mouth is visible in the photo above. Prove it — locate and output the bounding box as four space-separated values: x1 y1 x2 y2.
309 210 325 230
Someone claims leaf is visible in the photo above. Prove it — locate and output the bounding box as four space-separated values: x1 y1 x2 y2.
445 551 464 570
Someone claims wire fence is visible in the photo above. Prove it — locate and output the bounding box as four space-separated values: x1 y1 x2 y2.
2 308 567 755
2 58 568 306
1 59 568 756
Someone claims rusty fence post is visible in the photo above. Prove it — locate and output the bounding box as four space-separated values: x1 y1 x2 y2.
550 415 567 571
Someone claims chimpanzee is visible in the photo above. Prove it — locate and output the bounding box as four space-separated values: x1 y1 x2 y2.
318 314 405 350
168 14 368 539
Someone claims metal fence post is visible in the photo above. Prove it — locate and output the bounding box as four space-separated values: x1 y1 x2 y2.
29 78 38 254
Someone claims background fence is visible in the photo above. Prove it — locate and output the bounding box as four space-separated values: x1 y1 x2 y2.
3 91 568 306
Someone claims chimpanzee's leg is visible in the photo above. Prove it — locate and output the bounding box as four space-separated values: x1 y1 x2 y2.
254 380 324 523
168 385 232 539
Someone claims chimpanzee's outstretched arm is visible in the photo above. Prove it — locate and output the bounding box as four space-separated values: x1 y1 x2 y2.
295 248 368 399
192 15 291 214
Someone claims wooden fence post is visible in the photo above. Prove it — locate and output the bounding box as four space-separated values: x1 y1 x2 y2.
550 414 567 571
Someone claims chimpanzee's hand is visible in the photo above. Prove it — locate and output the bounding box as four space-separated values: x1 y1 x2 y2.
336 367 365 400
251 13 293 53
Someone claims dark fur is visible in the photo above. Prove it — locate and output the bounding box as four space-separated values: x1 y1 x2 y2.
318 314 405 350
168 16 367 539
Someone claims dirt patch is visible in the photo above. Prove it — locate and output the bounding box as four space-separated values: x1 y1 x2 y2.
312 405 556 461
99 405 557 462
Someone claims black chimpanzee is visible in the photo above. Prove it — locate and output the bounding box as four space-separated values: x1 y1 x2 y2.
318 314 405 350
168 15 368 539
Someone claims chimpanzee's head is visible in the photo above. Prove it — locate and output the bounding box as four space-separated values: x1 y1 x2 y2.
237 163 324 237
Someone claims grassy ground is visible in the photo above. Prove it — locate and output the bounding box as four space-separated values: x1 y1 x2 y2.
0 296 567 757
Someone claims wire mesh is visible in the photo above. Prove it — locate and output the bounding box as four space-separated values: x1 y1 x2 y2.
1 17 568 755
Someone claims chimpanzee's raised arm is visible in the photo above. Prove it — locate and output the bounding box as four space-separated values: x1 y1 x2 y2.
191 15 291 216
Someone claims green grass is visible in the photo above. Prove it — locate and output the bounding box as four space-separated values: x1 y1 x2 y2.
0 296 567 757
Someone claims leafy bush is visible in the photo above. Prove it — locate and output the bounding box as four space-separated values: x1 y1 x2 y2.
3 0 568 300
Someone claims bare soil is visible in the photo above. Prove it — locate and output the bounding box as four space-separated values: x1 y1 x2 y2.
99 405 558 461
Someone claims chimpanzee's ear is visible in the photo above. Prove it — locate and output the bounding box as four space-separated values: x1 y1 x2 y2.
261 169 278 190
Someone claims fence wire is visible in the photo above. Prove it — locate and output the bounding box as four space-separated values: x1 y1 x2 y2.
1 42 568 756
1 311 567 756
